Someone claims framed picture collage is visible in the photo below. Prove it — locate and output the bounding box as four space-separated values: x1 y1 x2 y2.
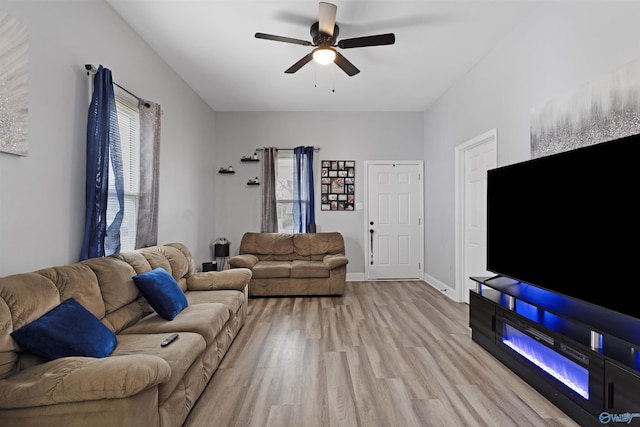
320 160 355 211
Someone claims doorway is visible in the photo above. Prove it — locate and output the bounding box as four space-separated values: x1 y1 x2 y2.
455 129 497 303
364 161 423 280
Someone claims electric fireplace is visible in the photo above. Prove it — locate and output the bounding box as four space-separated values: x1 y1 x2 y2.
469 276 640 427
495 308 602 415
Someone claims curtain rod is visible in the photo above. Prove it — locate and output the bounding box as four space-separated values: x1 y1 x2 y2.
84 64 150 108
256 147 320 151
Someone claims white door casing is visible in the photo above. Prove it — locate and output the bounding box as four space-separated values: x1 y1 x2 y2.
364 161 424 280
455 129 497 303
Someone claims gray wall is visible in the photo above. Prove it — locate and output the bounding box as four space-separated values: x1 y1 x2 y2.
0 0 217 276
423 2 640 295
212 112 424 275
2 1 638 289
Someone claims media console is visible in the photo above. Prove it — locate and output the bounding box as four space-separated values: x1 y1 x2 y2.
469 276 640 426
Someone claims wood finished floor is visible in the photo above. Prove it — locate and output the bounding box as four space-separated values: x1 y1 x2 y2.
184 281 579 427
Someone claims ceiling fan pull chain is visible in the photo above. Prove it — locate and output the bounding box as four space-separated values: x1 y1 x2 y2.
332 61 336 93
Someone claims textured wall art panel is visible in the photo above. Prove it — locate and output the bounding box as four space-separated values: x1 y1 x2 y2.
530 58 640 159
0 10 29 156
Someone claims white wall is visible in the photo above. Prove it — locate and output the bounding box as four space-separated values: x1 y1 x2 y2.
423 2 640 295
212 112 424 275
0 0 217 276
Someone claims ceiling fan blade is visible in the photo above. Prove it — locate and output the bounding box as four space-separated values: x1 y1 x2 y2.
285 53 314 74
318 2 337 36
255 33 312 46
334 52 360 76
337 33 395 49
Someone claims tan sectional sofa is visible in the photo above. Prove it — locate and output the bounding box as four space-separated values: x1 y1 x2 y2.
0 243 251 427
229 232 348 296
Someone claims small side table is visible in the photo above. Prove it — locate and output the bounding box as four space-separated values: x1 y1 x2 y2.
202 261 217 272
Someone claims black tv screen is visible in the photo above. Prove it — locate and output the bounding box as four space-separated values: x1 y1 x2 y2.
487 133 639 320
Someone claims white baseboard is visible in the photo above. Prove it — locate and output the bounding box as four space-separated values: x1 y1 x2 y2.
346 272 366 282
423 272 461 303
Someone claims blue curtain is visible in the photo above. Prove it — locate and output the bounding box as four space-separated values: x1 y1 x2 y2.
80 65 124 260
293 146 315 233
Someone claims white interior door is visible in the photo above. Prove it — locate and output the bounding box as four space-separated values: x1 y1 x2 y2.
455 130 497 303
365 162 423 280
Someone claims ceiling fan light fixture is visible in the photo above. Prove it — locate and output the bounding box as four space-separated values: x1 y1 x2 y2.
312 48 336 65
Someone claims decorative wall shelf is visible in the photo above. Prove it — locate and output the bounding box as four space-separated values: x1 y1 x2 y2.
218 168 235 174
241 158 259 162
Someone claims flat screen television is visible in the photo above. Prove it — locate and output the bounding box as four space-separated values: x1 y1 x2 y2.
486 133 639 321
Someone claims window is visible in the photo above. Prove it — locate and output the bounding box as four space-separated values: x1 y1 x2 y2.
275 151 294 233
106 94 140 252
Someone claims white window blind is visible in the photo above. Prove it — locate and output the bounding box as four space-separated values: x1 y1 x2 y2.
275 151 294 233
106 96 140 252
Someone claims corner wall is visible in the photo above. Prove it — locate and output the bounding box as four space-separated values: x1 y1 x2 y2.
0 0 216 276
423 2 640 298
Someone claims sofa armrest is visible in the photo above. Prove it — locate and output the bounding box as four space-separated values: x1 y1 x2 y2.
228 254 259 269
187 268 252 291
323 254 349 270
0 354 170 409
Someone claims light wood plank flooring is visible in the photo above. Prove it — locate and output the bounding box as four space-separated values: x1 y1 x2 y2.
184 281 579 427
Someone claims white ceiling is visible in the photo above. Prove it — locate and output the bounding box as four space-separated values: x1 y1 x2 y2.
106 0 540 112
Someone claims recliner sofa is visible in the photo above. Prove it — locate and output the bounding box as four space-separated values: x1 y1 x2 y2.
229 232 348 296
0 243 251 427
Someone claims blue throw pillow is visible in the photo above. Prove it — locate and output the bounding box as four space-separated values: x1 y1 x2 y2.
132 267 188 320
10 298 117 360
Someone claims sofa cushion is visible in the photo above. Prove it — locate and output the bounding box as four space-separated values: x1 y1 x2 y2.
132 268 188 320
251 261 291 279
293 232 345 259
36 264 106 320
83 257 139 316
239 233 295 261
120 303 229 346
10 298 117 360
290 260 330 279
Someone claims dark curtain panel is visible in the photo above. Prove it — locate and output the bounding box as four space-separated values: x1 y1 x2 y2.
135 100 161 248
261 147 278 232
293 146 315 233
80 65 124 260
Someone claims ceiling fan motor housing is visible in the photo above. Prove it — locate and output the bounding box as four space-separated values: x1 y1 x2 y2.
255 2 394 77
311 21 339 47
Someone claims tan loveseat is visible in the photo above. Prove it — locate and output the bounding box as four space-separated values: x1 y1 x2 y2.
229 232 348 296
0 243 251 427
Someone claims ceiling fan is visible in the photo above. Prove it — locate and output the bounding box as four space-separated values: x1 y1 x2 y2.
255 2 395 76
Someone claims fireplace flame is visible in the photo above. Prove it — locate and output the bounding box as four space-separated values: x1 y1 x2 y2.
503 324 589 399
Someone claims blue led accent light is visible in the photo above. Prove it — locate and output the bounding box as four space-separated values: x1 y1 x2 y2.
515 300 541 322
502 324 589 399
500 293 511 308
514 300 565 333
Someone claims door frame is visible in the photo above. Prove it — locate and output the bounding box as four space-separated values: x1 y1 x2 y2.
363 160 424 281
454 129 497 302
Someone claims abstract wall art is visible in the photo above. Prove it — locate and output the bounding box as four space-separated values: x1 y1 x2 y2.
530 57 640 159
0 9 29 156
